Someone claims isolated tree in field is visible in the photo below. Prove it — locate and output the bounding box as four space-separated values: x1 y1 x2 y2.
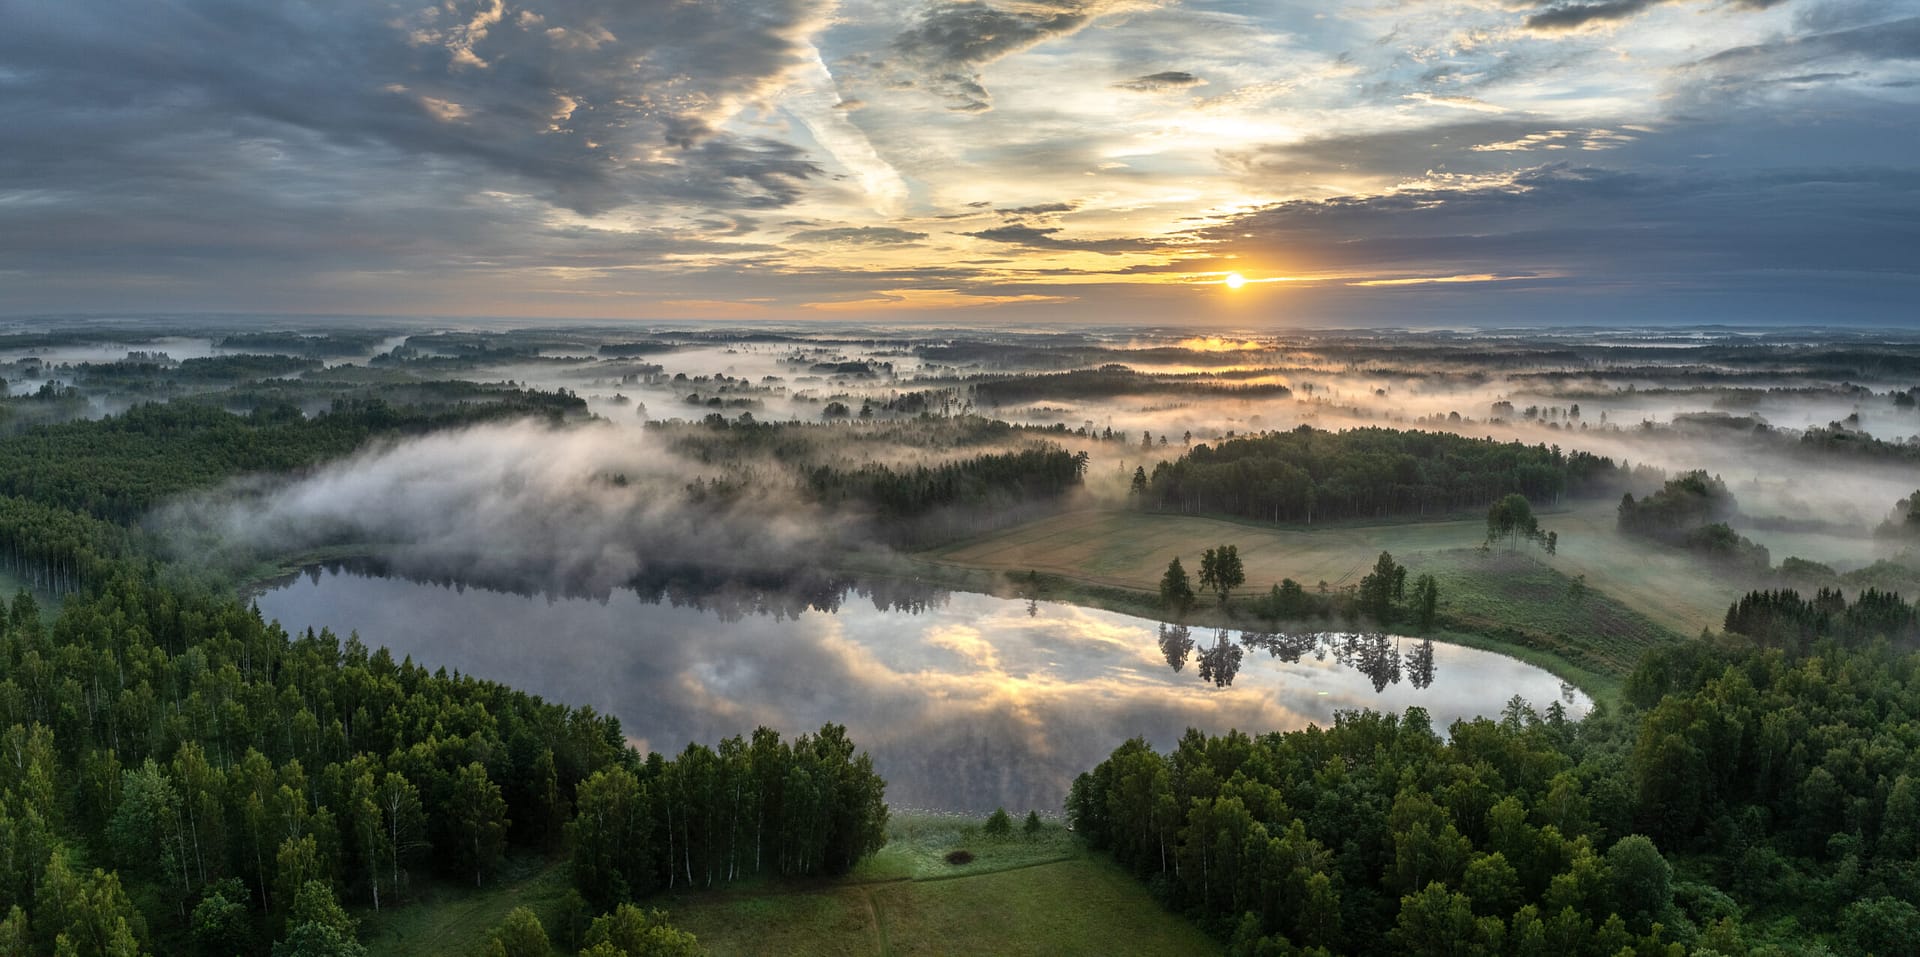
1130 466 1148 497
1198 545 1244 605
1358 551 1407 624
1485 494 1539 551
1159 557 1195 614
1411 574 1439 631
985 808 1013 838
1024 810 1044 838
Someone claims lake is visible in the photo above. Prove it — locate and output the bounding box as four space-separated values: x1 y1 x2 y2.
255 565 1589 813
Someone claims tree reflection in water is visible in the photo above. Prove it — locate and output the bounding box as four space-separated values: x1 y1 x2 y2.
1157 623 1194 673
1196 629 1244 687
1172 629 1439 692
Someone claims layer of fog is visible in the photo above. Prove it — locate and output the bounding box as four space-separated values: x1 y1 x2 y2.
164 419 844 595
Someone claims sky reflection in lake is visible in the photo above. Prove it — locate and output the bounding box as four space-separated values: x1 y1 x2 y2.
257 567 1588 813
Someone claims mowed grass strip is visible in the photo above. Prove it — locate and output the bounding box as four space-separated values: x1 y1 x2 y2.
363 819 1217 957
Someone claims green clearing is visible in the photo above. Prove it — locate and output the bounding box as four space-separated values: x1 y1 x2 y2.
929 499 1746 636
359 853 579 957
362 816 1217 957
922 498 1750 696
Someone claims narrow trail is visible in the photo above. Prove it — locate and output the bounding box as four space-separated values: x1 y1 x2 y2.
862 887 894 957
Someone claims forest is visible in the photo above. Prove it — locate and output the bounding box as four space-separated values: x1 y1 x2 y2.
0 386 912 956
1143 426 1622 524
0 549 888 956
1072 589 1920 956
0 323 1916 955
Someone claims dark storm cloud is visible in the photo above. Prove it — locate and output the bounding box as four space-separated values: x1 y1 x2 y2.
0 0 831 218
0 0 842 305
787 226 931 245
1525 0 1786 32
887 0 1144 111
1202 163 1920 283
963 224 1167 254
1526 0 1665 31
1224 120 1637 182
1694 15 1920 74
1114 70 1205 92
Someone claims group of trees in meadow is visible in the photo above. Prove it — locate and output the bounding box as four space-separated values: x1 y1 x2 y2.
1161 548 1440 634
1485 494 1557 556
1617 472 1771 572
1077 585 1920 955
1143 426 1619 525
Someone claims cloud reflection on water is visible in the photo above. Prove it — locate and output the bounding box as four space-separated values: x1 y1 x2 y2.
256 567 1587 812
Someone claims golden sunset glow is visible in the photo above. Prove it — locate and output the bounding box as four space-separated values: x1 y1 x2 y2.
1 0 1902 325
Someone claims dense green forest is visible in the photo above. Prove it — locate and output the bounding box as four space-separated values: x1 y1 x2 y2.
1072 587 1920 956
969 367 1294 405
0 389 901 956
0 554 888 955
1144 426 1621 523
0 394 585 525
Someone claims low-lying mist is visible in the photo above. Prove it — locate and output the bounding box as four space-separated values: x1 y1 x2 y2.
163 419 844 595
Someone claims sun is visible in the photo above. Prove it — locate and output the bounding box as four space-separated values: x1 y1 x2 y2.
1223 272 1247 290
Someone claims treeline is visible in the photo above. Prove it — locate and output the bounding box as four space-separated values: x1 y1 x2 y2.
567 725 887 909
1076 612 1920 954
970 366 1293 405
1721 587 1918 653
0 495 135 595
1069 707 1672 956
0 563 887 955
1617 472 1771 572
1144 426 1619 524
0 392 586 525
72 354 325 385
802 447 1087 526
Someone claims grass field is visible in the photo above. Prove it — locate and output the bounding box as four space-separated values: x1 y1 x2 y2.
928 498 1749 638
921 498 1756 697
361 816 1218 957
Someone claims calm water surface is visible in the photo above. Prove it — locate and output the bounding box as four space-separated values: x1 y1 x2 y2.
256 567 1589 812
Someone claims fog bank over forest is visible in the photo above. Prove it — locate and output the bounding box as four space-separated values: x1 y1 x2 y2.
97 322 1918 591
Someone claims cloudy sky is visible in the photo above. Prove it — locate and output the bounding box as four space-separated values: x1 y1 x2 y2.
2 0 1915 325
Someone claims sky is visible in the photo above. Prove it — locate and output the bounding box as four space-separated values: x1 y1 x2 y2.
1 0 1916 326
